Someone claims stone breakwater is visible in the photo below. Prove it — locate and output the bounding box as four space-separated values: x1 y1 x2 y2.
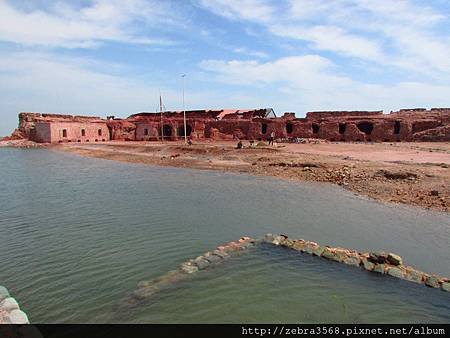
0 286 29 324
127 234 449 306
127 237 257 305
264 233 450 293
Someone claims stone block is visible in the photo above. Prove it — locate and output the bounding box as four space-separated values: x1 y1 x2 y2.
368 252 388 264
213 249 229 259
0 286 9 302
204 252 222 263
387 267 405 279
387 253 403 266
312 245 325 256
361 258 375 271
8 309 29 324
0 297 19 311
425 275 440 288
373 264 385 274
193 256 210 270
441 282 450 292
404 267 424 284
180 262 199 274
292 240 306 251
343 256 360 266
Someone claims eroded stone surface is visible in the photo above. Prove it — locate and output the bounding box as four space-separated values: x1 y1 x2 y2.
8 309 29 324
387 253 403 266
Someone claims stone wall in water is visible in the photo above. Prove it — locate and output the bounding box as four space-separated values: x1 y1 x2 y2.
0 285 29 324
126 234 449 308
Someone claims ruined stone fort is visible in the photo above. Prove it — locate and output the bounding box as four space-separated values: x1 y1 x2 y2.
11 108 450 143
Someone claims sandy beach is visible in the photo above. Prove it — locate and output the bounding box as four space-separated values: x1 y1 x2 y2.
48 140 450 213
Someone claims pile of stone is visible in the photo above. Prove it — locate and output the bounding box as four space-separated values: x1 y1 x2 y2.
263 234 450 293
0 286 29 324
130 237 258 303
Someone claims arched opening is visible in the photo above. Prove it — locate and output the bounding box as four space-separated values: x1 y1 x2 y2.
144 128 149 136
356 121 373 135
62 129 67 138
163 124 172 138
394 121 401 135
81 129 86 136
286 122 293 134
177 125 192 137
312 123 320 134
261 123 268 134
98 129 102 136
339 123 346 134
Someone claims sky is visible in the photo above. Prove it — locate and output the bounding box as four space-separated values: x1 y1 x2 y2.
1 0 450 135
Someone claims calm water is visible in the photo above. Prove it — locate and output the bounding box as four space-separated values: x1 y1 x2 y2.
0 148 449 323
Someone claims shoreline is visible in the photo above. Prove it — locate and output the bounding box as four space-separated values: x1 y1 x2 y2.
47 140 449 213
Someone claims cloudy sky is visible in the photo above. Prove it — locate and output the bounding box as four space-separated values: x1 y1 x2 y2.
1 0 450 135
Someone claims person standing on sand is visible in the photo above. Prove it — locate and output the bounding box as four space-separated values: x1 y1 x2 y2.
269 131 275 146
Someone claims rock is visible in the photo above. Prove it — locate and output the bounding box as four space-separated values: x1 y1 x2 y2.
133 285 158 300
292 240 306 251
271 235 285 245
0 297 19 311
368 252 388 264
180 262 199 274
425 275 440 288
404 267 424 284
312 245 325 256
204 252 222 263
193 256 210 270
361 258 375 271
263 233 274 243
387 267 405 279
343 256 360 266
280 238 295 248
7 309 29 324
387 253 403 266
441 282 450 292
321 247 337 261
213 249 229 259
0 286 9 302
430 190 439 197
373 264 385 274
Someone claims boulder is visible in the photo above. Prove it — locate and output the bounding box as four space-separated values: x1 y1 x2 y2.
133 285 158 300
387 267 405 279
7 309 29 324
425 275 440 288
404 267 424 284
387 253 403 266
213 249 229 259
263 233 275 243
0 286 9 302
361 258 375 271
321 247 338 261
280 238 295 248
312 245 325 256
373 264 385 274
0 297 19 311
292 240 306 251
343 256 360 266
368 252 388 264
193 256 210 270
441 282 450 292
271 235 285 245
204 252 222 263
180 262 199 274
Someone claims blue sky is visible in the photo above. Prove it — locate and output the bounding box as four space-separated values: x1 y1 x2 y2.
1 0 450 135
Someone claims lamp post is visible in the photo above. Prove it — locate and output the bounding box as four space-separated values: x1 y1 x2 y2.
181 74 187 144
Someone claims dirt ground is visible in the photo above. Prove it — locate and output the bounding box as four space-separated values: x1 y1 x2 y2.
50 140 450 212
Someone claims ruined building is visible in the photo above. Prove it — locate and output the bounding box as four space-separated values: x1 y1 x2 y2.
10 107 450 143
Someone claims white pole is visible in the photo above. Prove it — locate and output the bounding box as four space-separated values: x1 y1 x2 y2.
182 74 187 144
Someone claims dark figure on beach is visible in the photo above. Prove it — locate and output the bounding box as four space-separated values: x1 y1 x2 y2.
187 136 192 146
268 131 275 146
236 140 243 149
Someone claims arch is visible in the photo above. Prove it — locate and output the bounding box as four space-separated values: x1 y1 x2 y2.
261 123 268 134
312 123 320 134
177 124 192 137
356 121 373 135
394 121 401 135
163 124 172 138
286 122 293 134
339 123 346 134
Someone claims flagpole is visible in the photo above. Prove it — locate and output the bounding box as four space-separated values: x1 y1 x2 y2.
182 74 187 144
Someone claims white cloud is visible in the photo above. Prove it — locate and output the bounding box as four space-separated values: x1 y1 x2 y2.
270 25 384 62
197 0 275 23
200 55 450 112
0 0 176 48
233 47 269 59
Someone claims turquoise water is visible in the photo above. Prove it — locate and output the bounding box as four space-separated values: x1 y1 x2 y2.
0 148 449 323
